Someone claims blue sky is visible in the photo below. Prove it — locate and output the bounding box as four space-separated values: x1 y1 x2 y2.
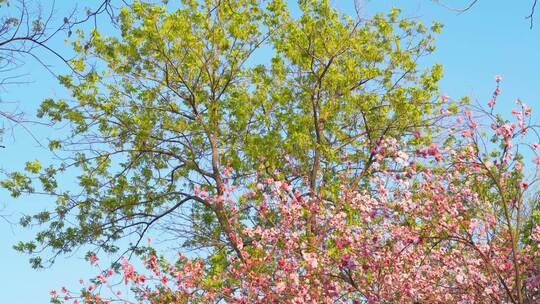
1 0 539 303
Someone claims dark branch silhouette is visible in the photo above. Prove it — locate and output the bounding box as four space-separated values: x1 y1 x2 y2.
526 0 538 29
0 0 126 145
432 0 538 28
431 0 479 13
0 0 122 81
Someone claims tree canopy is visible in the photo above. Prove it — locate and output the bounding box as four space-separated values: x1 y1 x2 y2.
2 0 446 268
3 1 540 304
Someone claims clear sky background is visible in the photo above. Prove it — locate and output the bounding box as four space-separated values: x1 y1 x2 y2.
1 0 539 303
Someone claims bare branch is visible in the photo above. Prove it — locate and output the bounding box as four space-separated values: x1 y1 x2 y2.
526 0 538 29
431 0 479 13
433 0 539 28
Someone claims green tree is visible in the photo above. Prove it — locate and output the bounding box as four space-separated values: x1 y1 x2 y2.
2 0 444 268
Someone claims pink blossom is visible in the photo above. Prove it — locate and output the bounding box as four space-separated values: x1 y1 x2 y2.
302 251 318 269
89 255 98 265
524 104 532 116
96 274 107 284
441 94 449 101
275 282 286 293
461 130 473 138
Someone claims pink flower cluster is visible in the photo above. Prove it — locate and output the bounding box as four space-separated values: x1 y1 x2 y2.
52 81 540 304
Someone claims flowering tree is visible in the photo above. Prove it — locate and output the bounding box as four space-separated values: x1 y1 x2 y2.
51 79 540 303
